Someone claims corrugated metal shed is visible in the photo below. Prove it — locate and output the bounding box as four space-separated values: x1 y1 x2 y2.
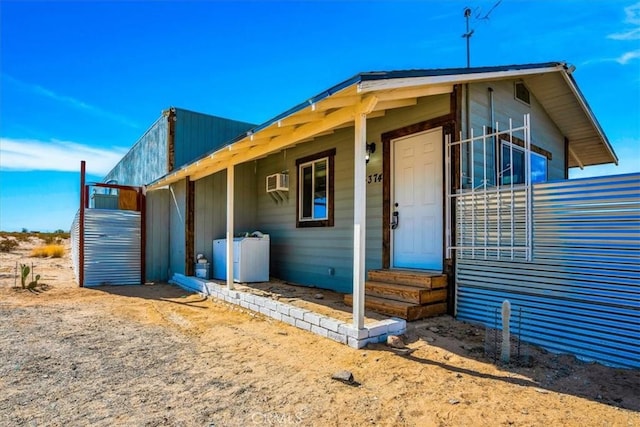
173 108 254 169
103 115 168 187
456 173 640 368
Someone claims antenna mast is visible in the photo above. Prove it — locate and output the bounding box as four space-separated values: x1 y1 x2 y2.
462 1 502 68
463 7 474 68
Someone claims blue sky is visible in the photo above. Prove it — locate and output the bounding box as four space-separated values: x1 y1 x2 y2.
1 0 639 231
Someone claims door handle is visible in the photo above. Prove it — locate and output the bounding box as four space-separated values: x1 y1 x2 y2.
391 210 399 230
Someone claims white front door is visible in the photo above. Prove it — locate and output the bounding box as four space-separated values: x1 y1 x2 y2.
392 127 443 270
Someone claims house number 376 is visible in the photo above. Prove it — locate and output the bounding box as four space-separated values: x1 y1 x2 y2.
367 173 383 184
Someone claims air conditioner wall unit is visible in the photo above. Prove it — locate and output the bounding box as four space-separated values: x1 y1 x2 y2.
266 173 289 192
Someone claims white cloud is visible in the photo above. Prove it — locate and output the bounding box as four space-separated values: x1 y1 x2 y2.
2 74 139 129
581 49 640 66
0 138 127 175
608 28 640 40
624 2 640 25
608 2 640 40
616 49 640 64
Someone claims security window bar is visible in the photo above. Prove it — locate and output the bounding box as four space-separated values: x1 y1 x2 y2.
445 114 533 262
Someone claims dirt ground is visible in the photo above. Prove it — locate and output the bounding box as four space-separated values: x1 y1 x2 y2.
1 237 639 426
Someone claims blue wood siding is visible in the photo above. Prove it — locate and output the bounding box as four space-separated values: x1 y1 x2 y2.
146 189 170 281
194 163 257 265
173 108 254 169
169 179 186 276
254 94 451 293
467 80 566 184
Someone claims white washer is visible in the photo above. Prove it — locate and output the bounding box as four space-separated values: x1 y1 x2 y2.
213 235 269 282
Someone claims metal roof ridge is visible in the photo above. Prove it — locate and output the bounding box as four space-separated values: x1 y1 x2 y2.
358 62 564 81
202 62 566 149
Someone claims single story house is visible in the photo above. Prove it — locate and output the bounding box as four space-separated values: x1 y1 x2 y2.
74 62 639 368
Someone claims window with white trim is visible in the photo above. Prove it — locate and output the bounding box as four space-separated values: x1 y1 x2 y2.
499 141 547 185
296 149 335 227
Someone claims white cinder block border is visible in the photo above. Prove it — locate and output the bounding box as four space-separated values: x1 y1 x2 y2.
170 274 406 348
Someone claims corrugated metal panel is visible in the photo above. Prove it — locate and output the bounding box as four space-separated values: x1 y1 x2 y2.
173 108 254 169
103 115 168 186
83 209 141 286
70 210 80 284
456 173 640 368
455 188 529 260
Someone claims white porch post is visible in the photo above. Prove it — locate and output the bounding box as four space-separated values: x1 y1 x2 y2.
353 111 367 329
226 164 235 290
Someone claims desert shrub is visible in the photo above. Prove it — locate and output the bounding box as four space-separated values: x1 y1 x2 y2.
0 238 19 253
31 244 65 258
14 233 31 242
40 235 57 244
36 231 70 243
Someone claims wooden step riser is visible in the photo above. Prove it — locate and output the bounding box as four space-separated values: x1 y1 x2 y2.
365 281 447 304
344 295 447 321
367 270 447 289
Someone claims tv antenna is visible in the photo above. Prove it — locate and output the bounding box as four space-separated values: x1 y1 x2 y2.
462 8 474 68
462 1 502 68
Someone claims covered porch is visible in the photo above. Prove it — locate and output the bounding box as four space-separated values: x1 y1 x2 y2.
170 274 407 348
147 71 460 332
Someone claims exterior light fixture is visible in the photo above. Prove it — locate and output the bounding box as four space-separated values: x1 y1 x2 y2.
366 142 376 163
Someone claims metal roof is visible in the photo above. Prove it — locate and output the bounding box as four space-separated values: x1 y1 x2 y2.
147 62 617 190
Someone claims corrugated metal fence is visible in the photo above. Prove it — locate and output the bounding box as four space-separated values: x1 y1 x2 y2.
71 209 141 287
456 173 640 368
71 210 80 282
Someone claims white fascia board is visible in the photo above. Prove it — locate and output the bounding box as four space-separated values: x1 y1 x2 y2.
357 65 564 93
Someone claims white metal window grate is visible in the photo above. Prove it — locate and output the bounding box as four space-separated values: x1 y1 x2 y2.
445 114 533 261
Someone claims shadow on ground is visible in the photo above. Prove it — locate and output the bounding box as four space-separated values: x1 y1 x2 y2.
88 283 209 308
85 281 640 413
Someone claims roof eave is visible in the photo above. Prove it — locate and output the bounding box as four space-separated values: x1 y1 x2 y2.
560 69 619 166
